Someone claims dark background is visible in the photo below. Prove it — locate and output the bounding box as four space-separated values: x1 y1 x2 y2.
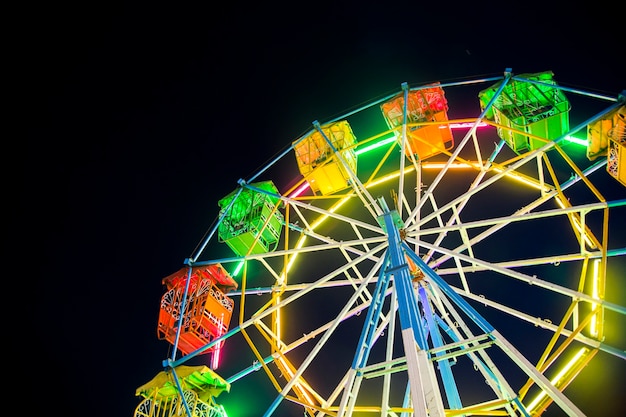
19 1 623 416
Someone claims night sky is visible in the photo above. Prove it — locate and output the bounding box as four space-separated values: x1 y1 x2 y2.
21 2 624 417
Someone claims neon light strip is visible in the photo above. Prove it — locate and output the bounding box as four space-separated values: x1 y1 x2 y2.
526 347 588 412
290 182 311 198
212 317 224 369
355 136 395 155
564 135 588 147
590 259 600 337
233 261 244 277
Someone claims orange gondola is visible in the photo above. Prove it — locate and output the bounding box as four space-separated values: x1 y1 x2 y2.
157 264 237 359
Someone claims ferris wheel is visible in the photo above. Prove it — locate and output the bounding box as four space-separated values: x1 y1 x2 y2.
134 69 626 417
